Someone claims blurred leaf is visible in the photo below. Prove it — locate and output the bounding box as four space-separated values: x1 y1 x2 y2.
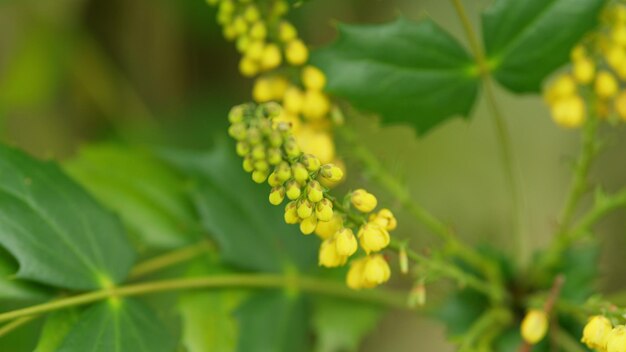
313 18 479 134
311 297 383 352
436 288 489 338
0 250 50 302
235 291 310 352
64 143 199 251
0 145 134 290
556 243 599 303
160 141 318 273
482 0 606 92
57 299 175 352
34 309 80 352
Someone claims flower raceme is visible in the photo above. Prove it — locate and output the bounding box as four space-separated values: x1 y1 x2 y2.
228 102 396 289
544 1 626 128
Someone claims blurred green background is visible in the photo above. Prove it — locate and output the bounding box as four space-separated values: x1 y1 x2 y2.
1 0 625 350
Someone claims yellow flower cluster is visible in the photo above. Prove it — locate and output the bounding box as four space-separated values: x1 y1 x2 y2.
228 102 395 289
208 0 338 168
579 315 626 352
544 1 626 128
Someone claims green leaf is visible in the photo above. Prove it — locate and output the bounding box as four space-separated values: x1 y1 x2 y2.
64 143 199 251
235 291 310 352
0 250 50 302
0 145 134 290
58 299 175 352
34 309 81 352
311 297 383 352
160 141 318 273
482 0 606 92
312 18 479 134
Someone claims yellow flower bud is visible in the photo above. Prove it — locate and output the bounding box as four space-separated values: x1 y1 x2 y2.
606 45 626 71
236 142 250 157
236 36 251 53
228 105 245 123
573 57 595 84
267 148 282 165
520 309 548 345
358 223 390 253
269 187 285 205
228 122 247 140
319 164 344 183
351 189 378 213
315 213 343 240
270 76 289 101
300 215 317 235
284 136 302 159
570 45 586 61
369 208 397 231
242 156 254 173
260 44 282 71
243 5 259 22
253 160 269 172
294 128 335 165
223 25 237 41
315 198 334 222
239 56 259 77
284 201 299 224
544 74 576 104
283 87 303 114
272 0 288 17
307 180 324 202
275 162 292 182
252 170 269 184
581 315 612 350
268 172 282 187
285 180 302 200
595 71 619 99
249 22 267 40
251 145 265 160
335 228 357 256
363 254 391 285
246 41 264 61
246 127 261 145
302 66 327 90
252 78 273 103
285 39 309 66
607 326 626 352
616 91 626 121
346 257 367 290
297 199 313 219
278 21 297 42
612 24 626 46
292 163 309 184
301 154 321 172
550 95 586 128
301 90 330 120
232 16 248 36
319 239 347 268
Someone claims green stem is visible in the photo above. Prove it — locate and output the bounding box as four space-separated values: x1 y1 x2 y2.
128 241 214 279
0 317 35 338
567 187 626 243
0 274 410 324
450 0 524 264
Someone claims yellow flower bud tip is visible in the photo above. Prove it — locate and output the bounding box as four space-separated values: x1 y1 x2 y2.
228 122 247 140
315 213 343 240
292 163 309 184
269 187 285 206
283 87 303 114
233 16 248 35
297 199 313 219
307 181 324 203
363 254 391 285
616 91 626 121
268 172 282 187
595 71 619 99
319 239 347 268
581 315 613 350
300 215 317 235
315 198 334 222
301 154 321 172
358 223 391 253
573 57 595 84
607 326 626 352
551 95 586 129
346 257 367 290
278 21 297 42
544 74 576 104
284 136 302 159
285 39 309 66
351 189 378 213
252 78 274 103
284 202 299 224
285 180 302 200
319 164 343 182
520 309 549 345
253 160 269 172
275 162 292 182
252 170 269 184
243 5 260 22
267 148 282 165
375 208 397 231
228 105 245 123
302 90 330 120
239 56 259 77
261 44 282 71
249 22 267 40
268 130 283 148
251 145 265 160
235 142 250 157
246 41 264 61
302 66 327 91
242 156 254 173
335 228 357 256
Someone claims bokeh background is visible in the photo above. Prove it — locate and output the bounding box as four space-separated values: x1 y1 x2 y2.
1 0 625 350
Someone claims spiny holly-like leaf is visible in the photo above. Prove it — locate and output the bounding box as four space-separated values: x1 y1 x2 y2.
65 144 200 252
0 145 134 290
161 141 318 273
311 297 383 352
483 0 606 92
235 291 310 352
57 299 175 352
313 17 479 134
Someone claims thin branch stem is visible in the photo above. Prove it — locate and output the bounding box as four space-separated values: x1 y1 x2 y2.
0 317 35 338
0 274 410 324
128 241 214 279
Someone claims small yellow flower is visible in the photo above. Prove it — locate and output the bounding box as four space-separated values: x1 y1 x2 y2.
335 228 357 256
269 186 285 205
306 180 324 202
346 257 367 290
285 39 309 66
302 90 331 120
607 326 626 352
301 154 321 172
544 74 576 104
302 66 327 91
249 22 267 40
239 56 259 77
246 41 265 61
315 199 334 222
520 309 549 345
358 223 390 253
351 189 378 213
283 86 304 114
572 57 595 84
319 163 344 183
297 199 314 219
347 255 391 290
251 170 268 184
595 71 619 99
300 215 317 235
243 5 259 22
294 127 335 165
581 315 612 350
550 95 586 128
278 21 297 42
369 208 397 231
260 44 282 71
319 239 347 267
285 180 302 200
292 162 309 184
252 77 273 102
284 201 299 224
315 213 343 240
